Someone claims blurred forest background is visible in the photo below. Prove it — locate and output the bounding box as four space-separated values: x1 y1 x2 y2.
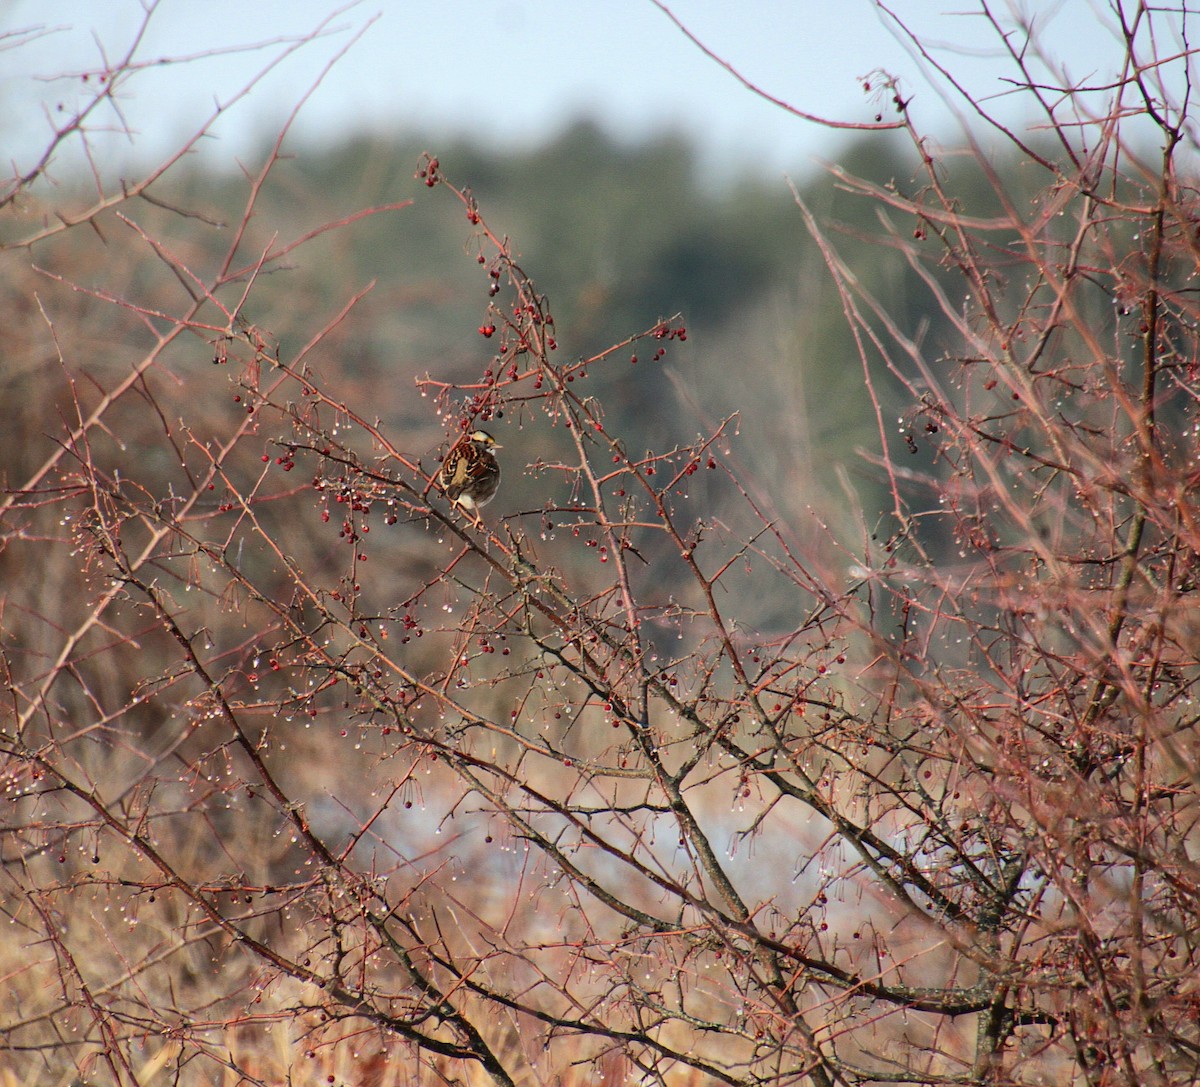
7 116 955 553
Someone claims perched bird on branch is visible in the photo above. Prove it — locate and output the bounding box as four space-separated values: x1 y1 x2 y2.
439 429 501 521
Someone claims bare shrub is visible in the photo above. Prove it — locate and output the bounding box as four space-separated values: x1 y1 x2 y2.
3 4 1199 1086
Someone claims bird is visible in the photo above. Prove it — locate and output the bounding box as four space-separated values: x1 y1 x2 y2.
439 429 501 520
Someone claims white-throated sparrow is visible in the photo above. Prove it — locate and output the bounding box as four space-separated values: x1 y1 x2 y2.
439 429 501 518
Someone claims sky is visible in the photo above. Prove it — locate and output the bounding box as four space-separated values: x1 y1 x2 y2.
0 1 1176 186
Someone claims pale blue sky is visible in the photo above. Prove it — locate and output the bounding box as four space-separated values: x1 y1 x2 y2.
2 1 1168 184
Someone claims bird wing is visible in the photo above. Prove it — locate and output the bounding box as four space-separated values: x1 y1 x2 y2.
445 449 471 489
